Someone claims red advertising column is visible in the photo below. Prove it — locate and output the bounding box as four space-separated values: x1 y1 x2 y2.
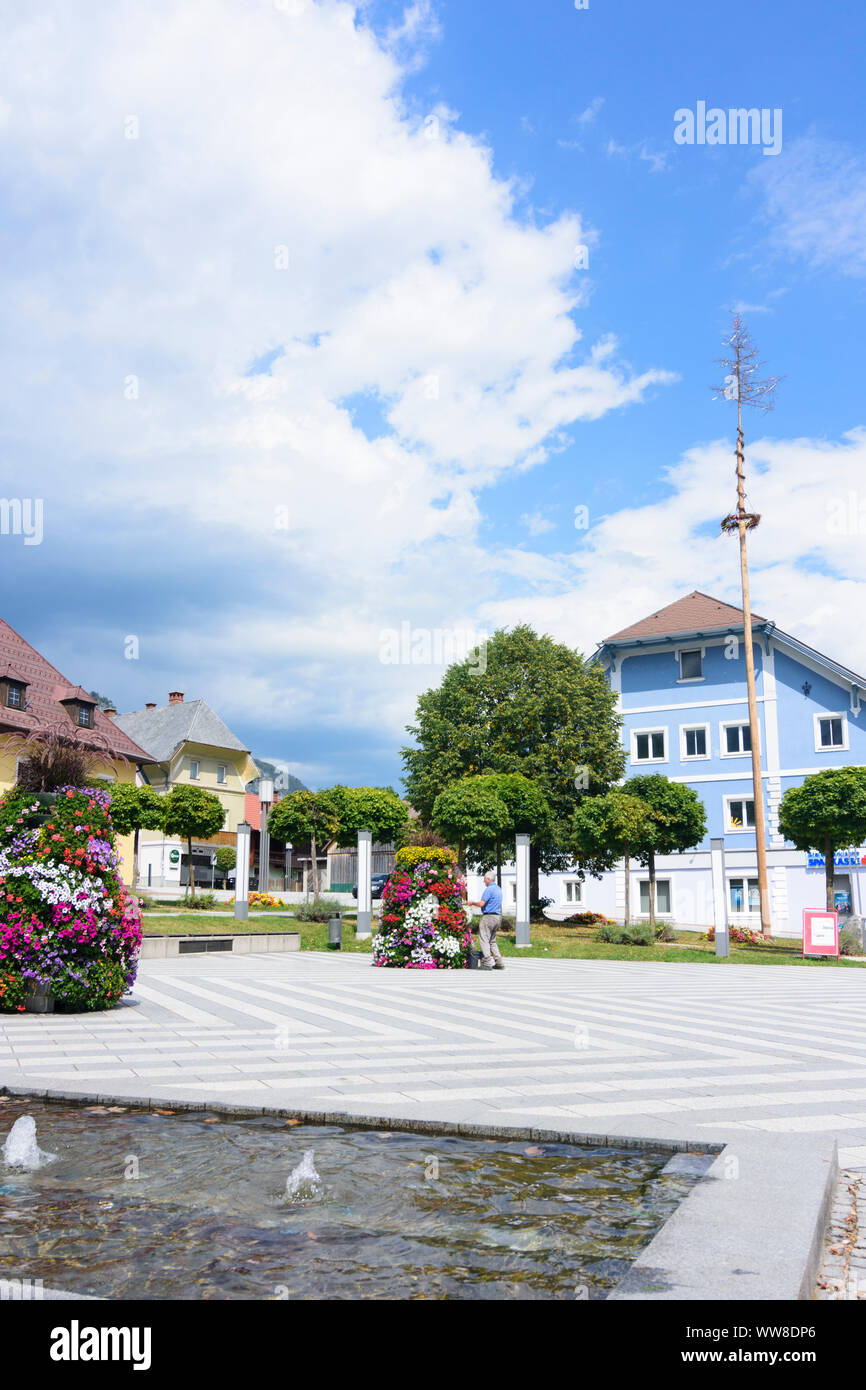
802 909 839 959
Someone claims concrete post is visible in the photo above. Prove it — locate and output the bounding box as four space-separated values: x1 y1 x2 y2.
235 821 251 921
356 828 373 939
710 836 729 957
515 833 531 948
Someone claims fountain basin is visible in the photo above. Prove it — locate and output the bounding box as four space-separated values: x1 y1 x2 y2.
0 1096 706 1300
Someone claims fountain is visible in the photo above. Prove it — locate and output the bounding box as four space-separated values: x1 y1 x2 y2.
285 1150 321 1201
2 1115 57 1170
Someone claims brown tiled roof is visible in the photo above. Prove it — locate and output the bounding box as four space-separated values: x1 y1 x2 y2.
605 591 766 643
0 616 152 763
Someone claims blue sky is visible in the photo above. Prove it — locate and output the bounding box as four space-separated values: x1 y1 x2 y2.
2 0 865 791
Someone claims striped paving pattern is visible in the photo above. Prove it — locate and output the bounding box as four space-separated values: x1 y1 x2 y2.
2 953 866 1161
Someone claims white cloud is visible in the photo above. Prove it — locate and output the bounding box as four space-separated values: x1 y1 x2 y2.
479 429 866 676
577 97 604 125
0 0 672 766
520 511 557 537
749 136 866 277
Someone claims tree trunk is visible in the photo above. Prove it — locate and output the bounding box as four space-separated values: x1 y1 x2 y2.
187 834 195 900
496 838 502 887
132 826 140 890
647 848 656 930
623 849 630 928
825 834 835 914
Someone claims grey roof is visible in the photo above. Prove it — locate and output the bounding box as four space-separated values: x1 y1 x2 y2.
113 699 250 764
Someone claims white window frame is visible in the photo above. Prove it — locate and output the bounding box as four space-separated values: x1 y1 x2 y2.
217 764 227 784
631 726 668 764
638 878 672 916
728 875 760 916
813 711 848 753
677 648 705 683
189 759 199 780
561 879 584 906
719 720 754 758
724 795 756 832
679 722 711 761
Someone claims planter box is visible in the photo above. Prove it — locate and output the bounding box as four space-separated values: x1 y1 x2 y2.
24 981 55 1014
140 932 301 959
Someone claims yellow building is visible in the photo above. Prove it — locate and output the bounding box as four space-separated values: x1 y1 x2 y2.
0 617 151 882
112 693 259 890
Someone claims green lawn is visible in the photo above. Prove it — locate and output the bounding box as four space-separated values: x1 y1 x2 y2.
140 914 865 967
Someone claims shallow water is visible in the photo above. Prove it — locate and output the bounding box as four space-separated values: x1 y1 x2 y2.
0 1096 698 1300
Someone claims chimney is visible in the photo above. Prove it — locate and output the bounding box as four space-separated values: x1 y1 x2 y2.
145 702 157 710
168 691 184 705
104 707 117 718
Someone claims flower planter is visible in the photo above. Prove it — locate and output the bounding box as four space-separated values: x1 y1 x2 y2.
24 981 55 1014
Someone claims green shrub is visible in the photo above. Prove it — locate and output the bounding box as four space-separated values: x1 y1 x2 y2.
394 845 456 870
296 896 345 922
594 923 653 946
184 891 218 911
655 922 677 942
840 928 862 957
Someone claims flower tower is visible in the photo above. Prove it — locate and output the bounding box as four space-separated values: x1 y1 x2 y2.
372 846 470 969
0 785 143 1012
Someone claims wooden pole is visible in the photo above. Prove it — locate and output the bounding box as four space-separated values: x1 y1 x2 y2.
733 348 772 938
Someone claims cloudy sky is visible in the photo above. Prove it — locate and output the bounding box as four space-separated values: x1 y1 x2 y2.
2 0 865 788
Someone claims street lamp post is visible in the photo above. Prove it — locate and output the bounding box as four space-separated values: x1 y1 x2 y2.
235 821 251 921
258 777 274 893
515 833 531 948
356 828 372 940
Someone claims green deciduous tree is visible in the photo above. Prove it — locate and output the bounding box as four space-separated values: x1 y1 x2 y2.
329 786 408 848
268 790 341 901
778 767 866 913
161 784 226 901
402 625 625 899
626 775 707 929
571 791 653 928
106 782 166 888
431 777 511 874
215 846 237 883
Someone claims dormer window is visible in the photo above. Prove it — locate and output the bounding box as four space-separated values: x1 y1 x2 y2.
0 671 29 711
59 689 96 730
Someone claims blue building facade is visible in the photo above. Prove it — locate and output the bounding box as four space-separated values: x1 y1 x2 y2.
534 592 866 934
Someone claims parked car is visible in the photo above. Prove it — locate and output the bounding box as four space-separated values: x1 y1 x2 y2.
351 873 389 900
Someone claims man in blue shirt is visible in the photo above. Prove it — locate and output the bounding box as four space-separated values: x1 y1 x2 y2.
469 871 505 970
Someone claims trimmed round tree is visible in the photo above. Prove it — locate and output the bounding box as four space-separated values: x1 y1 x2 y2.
161 784 226 901
431 776 511 873
330 786 408 848
626 775 707 930
105 782 165 889
373 846 470 969
778 767 866 913
0 784 143 1012
571 790 653 927
268 790 341 901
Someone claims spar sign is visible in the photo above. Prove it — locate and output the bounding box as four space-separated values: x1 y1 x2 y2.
802 909 839 959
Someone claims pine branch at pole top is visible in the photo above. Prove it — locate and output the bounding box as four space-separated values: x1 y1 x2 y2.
712 314 784 939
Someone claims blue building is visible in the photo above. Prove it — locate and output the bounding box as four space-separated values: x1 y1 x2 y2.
536 592 866 934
